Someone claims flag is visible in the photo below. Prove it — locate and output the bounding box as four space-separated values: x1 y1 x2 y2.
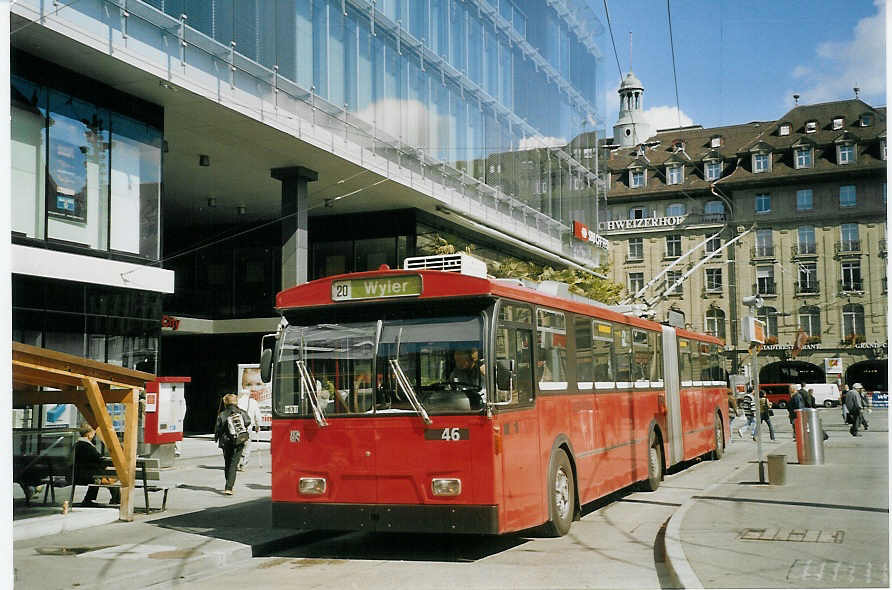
792 329 809 358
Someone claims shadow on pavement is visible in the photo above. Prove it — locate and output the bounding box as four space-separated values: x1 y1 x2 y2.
176 484 225 494
151 498 275 542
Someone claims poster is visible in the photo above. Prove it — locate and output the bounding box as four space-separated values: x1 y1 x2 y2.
237 363 272 430
824 357 843 374
41 402 78 428
47 138 87 221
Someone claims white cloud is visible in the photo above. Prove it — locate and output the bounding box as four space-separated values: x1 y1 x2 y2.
645 105 695 131
517 135 568 150
786 0 886 105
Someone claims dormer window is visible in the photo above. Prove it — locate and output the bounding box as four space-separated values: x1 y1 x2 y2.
636 145 646 157
837 142 855 165
673 140 685 152
667 164 683 185
805 121 817 133
710 136 722 148
630 168 645 188
779 124 791 136
753 152 771 173
704 159 722 181
832 117 845 130
794 146 813 169
860 113 873 127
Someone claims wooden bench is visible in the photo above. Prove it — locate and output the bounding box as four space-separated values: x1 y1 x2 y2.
77 457 170 513
12 429 78 506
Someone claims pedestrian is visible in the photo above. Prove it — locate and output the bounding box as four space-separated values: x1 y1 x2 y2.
738 386 756 438
74 424 121 507
855 383 870 431
804 387 817 409
844 383 864 437
237 368 263 471
758 391 776 441
788 384 807 439
214 394 251 495
841 385 849 424
727 387 740 417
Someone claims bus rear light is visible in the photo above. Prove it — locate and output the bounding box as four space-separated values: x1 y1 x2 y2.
432 478 462 496
298 477 327 495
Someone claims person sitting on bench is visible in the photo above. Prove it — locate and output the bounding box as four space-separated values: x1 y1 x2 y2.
75 424 120 507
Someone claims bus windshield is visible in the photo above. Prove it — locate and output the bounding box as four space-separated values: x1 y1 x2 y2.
274 314 486 418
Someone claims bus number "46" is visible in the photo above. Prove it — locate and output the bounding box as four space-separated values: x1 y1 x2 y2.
425 428 469 441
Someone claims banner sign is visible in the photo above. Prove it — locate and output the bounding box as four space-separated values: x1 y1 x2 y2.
598 215 686 232
572 221 609 249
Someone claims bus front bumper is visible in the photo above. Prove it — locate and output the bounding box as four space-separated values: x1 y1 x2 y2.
272 501 500 534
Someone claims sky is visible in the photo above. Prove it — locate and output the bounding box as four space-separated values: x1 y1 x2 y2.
588 0 887 133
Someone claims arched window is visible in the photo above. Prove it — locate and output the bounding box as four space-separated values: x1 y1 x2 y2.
704 200 725 215
842 304 865 343
798 306 821 340
757 307 778 342
665 203 686 216
705 308 726 340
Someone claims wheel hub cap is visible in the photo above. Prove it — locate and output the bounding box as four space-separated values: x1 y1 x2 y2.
554 468 570 519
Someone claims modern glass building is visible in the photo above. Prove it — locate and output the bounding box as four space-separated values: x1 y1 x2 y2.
9 0 606 431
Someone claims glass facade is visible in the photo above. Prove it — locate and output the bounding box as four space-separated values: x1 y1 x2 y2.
11 65 162 260
141 0 602 230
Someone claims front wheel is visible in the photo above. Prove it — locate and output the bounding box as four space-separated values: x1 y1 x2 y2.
542 450 575 537
642 433 663 492
824 400 834 408
711 412 725 460
776 400 787 409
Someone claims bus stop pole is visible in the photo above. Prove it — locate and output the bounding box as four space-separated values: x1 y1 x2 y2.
751 349 765 483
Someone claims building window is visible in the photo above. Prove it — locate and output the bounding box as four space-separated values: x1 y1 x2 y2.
705 234 722 254
841 261 862 291
753 152 770 173
860 114 873 127
666 165 683 185
629 272 644 294
837 143 855 164
704 200 725 215
666 235 682 258
779 123 791 136
832 117 845 130
704 160 721 181
755 193 771 213
757 306 778 340
794 147 812 169
630 169 645 188
797 226 816 255
629 206 649 219
798 262 818 293
757 265 775 294
665 203 686 216
706 268 723 292
665 270 682 295
839 185 856 207
805 121 817 133
628 237 643 260
799 306 821 338
840 223 860 251
842 304 865 343
705 308 725 340
755 229 774 257
796 189 813 211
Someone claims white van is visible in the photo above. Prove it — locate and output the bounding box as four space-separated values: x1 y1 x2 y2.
788 383 841 407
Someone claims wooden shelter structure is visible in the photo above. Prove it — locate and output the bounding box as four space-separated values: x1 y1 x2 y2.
12 342 155 520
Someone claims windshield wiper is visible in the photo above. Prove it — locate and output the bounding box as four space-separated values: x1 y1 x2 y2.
297 359 328 427
388 358 432 425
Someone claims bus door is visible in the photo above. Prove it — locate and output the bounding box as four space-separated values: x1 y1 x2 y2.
661 325 684 464
494 303 540 531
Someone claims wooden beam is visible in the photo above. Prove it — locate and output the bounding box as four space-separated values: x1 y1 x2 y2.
82 377 132 488
13 359 149 392
118 388 140 521
14 342 155 388
73 401 99 431
13 390 89 408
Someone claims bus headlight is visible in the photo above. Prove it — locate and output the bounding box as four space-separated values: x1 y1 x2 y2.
299 477 327 495
431 478 462 496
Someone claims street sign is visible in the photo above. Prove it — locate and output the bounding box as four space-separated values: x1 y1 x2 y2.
743 316 766 344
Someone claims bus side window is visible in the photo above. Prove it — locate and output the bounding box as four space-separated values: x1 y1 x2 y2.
593 321 614 384
537 309 567 390
496 303 534 405
632 329 652 387
613 326 631 386
575 316 594 389
652 332 663 382
678 339 692 385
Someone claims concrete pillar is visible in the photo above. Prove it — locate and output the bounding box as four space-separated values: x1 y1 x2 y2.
271 166 318 289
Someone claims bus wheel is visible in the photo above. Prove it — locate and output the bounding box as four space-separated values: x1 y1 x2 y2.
543 450 575 537
712 412 725 460
643 434 663 492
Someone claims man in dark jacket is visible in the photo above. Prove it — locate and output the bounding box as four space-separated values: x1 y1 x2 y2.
788 384 808 440
845 384 865 437
75 424 120 507
214 394 252 495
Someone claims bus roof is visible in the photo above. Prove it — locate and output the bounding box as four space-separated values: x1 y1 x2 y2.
276 269 724 345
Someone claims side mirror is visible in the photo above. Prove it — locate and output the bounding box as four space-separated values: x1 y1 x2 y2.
260 348 273 383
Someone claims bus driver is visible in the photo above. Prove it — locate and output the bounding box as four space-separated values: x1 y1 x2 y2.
449 349 485 388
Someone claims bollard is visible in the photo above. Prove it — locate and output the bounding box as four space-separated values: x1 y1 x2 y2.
794 408 825 465
766 454 786 485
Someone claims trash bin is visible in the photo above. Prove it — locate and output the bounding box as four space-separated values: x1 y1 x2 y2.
766 454 786 485
794 408 825 465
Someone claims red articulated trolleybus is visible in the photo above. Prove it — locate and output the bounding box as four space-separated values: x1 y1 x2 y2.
260 255 728 536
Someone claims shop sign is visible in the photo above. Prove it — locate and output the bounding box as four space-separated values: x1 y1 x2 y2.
161 315 181 330
824 358 843 374
572 221 609 249
854 341 888 349
599 215 686 232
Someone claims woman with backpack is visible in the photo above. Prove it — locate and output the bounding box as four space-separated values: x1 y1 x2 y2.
214 394 252 495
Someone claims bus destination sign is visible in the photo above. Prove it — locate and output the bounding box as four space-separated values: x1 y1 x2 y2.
331 275 423 301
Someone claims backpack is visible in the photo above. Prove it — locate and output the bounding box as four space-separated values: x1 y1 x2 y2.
226 410 250 445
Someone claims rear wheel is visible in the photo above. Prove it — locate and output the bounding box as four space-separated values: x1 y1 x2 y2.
642 433 663 492
824 399 834 408
712 412 725 460
542 450 575 537
776 400 787 409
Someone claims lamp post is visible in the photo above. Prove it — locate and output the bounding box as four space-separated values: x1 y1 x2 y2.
742 294 765 483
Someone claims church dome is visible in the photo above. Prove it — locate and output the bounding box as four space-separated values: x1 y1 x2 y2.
619 71 643 91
